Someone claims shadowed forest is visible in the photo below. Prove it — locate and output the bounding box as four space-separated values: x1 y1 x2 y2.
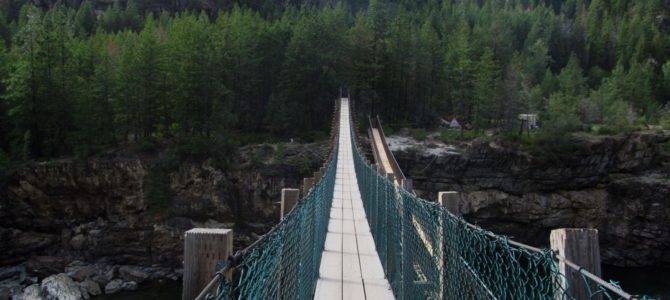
0 0 669 162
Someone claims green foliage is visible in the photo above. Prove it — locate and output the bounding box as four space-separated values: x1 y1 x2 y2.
273 143 286 163
410 128 427 141
286 155 314 177
173 136 235 169
502 132 582 165
0 0 669 164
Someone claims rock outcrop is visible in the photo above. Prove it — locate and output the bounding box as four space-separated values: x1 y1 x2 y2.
0 142 327 297
389 131 670 267
41 274 82 300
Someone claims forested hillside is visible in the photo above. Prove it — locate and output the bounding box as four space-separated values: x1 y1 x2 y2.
0 0 669 161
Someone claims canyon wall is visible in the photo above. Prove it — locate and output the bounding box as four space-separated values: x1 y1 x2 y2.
390 131 670 267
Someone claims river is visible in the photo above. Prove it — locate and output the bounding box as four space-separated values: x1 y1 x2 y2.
95 282 181 300
93 266 669 299
603 265 670 299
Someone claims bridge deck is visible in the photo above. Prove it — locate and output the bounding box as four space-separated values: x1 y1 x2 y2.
314 99 394 300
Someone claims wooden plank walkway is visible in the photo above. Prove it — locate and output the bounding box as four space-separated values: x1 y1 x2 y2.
314 99 395 300
370 128 394 176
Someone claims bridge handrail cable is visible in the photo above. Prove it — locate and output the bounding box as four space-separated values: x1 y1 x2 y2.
349 103 643 300
195 100 342 300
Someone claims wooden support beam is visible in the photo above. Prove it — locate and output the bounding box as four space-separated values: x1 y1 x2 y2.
281 188 300 220
303 178 314 197
438 191 461 217
182 228 233 300
401 179 413 192
550 228 601 300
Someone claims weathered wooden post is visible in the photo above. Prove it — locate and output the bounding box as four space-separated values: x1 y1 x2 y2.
437 191 461 298
302 178 314 197
280 188 300 220
313 169 323 183
438 191 461 217
550 228 601 300
401 179 413 192
182 228 233 300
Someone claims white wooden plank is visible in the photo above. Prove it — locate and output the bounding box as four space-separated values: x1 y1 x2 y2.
342 253 363 279
315 99 395 300
314 278 342 300
363 278 395 300
324 233 342 252
318 251 342 279
343 279 366 300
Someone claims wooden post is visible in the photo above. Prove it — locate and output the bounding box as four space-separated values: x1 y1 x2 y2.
302 178 314 197
436 192 451 299
438 191 461 217
550 228 601 300
281 188 300 220
401 179 413 192
313 170 323 183
182 228 233 300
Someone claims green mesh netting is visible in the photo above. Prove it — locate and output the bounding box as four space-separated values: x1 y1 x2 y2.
350 120 644 300
203 101 644 300
204 142 338 300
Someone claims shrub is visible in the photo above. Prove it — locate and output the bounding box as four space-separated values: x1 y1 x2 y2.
411 128 427 141
274 143 287 164
174 136 235 169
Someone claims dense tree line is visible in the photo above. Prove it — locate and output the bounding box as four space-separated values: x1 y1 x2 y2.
0 0 669 160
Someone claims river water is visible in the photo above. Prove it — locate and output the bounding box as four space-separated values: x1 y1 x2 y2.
603 265 670 299
94 266 669 299
95 282 181 300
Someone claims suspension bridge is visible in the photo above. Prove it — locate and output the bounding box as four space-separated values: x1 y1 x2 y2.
185 98 644 300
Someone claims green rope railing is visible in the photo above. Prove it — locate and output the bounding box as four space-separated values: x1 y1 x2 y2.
349 112 647 300
202 143 338 300
197 97 647 300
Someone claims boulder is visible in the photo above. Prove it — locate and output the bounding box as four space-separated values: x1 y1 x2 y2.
89 274 109 287
69 235 86 250
118 266 148 283
78 279 100 297
104 267 116 282
66 266 96 282
41 274 82 300
104 279 122 295
121 281 137 291
21 284 43 300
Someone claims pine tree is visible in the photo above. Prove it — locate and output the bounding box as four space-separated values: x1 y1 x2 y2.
74 0 95 36
473 47 499 130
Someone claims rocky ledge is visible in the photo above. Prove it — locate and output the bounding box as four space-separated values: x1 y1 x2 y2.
0 261 181 299
0 142 327 298
389 130 670 268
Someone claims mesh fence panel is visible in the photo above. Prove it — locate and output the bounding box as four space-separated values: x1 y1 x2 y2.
350 124 645 300
201 99 646 300
205 143 338 300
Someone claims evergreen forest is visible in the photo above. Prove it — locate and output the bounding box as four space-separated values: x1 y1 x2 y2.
0 0 669 162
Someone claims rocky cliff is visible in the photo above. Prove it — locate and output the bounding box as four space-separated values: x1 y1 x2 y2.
389 131 670 268
0 142 326 297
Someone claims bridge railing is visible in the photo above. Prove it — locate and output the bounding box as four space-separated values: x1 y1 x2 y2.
195 101 341 300
349 109 645 300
